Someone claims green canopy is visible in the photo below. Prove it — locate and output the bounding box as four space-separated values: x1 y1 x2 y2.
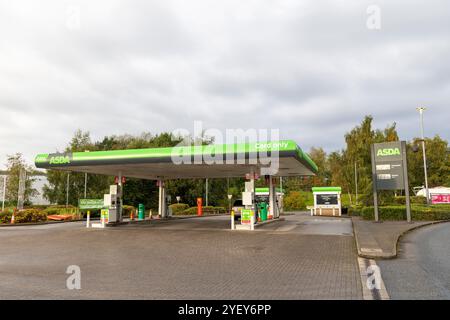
35 140 318 180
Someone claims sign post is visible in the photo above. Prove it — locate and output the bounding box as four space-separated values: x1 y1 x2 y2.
370 144 380 222
401 141 412 222
371 141 411 222
17 169 26 211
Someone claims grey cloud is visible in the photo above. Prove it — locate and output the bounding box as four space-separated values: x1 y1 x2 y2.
0 0 449 167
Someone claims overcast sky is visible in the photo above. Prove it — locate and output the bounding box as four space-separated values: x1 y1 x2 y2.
1 0 449 168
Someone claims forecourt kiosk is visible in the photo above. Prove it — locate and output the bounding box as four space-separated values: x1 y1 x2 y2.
35 140 317 228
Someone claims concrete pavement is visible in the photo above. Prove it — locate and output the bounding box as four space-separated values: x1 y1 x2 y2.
0 213 362 299
351 217 444 259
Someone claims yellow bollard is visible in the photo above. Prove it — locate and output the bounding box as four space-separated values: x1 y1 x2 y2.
86 210 90 228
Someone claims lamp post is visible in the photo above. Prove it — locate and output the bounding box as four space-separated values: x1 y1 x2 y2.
66 172 70 208
354 161 358 206
1 175 6 211
228 194 233 214
205 178 208 207
83 150 90 199
416 107 430 204
84 172 88 199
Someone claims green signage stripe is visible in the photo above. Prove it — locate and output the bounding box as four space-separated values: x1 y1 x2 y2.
35 140 318 174
255 188 283 193
37 141 297 161
296 149 318 173
312 187 342 192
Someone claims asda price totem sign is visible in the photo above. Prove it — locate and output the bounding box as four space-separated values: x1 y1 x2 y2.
371 141 411 222
372 141 406 190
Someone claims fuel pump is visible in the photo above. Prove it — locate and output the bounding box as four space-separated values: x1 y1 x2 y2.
103 184 122 224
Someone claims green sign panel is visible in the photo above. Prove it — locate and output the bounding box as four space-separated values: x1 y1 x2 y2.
79 199 104 210
241 209 254 224
372 141 405 190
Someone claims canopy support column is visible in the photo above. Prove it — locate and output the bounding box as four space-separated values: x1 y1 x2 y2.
268 176 279 219
118 171 123 222
158 180 166 218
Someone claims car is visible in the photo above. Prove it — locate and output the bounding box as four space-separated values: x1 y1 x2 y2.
232 199 244 221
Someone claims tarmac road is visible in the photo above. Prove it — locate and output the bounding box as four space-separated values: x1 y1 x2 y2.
378 222 450 299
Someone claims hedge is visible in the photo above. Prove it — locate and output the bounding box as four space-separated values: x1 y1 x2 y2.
177 206 227 216
169 203 190 214
0 209 48 224
0 211 12 223
393 196 427 205
43 206 79 216
284 191 306 211
361 205 450 221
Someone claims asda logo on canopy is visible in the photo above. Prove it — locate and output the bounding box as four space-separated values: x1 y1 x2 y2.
377 148 400 157
49 155 71 165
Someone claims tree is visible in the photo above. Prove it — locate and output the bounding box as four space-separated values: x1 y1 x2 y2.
43 130 111 205
5 153 37 206
43 130 214 208
339 116 399 205
407 135 450 188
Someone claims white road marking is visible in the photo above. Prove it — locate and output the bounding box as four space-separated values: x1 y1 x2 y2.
358 257 390 300
360 248 383 253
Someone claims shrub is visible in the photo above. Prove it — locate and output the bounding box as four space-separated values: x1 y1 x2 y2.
177 206 227 215
169 203 190 214
43 206 79 216
122 205 136 217
177 207 197 215
347 206 363 216
393 196 427 205
0 211 13 224
361 205 450 221
284 191 306 211
14 209 48 223
203 206 227 214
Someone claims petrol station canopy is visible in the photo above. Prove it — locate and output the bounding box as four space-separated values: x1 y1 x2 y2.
35 140 318 179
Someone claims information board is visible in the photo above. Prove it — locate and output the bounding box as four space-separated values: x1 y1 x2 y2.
79 199 104 210
316 194 338 205
373 141 405 190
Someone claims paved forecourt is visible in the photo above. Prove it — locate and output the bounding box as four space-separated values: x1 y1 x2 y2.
0 213 362 299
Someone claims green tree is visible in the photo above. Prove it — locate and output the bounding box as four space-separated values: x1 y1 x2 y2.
43 130 214 208
345 117 399 205
43 130 111 205
407 135 450 188
5 153 37 206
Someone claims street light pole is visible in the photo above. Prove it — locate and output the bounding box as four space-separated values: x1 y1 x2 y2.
205 178 208 207
355 161 358 206
416 107 430 204
84 172 88 199
66 172 70 208
2 175 6 211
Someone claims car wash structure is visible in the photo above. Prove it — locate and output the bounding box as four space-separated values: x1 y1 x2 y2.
35 140 318 230
311 187 342 217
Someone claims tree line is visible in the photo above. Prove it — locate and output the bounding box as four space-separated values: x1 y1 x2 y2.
3 115 449 209
283 115 449 206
